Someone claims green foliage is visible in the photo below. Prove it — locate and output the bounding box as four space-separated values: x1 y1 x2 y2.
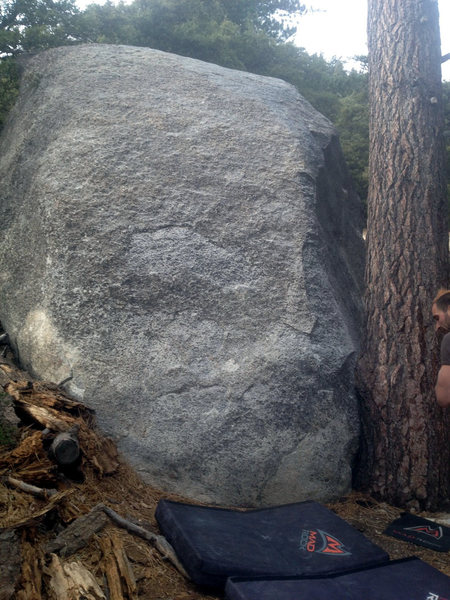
218 0 307 41
75 0 307 65
335 86 369 203
0 0 81 56
0 57 19 129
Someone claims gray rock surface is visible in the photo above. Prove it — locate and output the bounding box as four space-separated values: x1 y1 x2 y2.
0 44 365 506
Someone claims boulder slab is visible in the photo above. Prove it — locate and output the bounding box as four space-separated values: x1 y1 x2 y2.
0 44 365 505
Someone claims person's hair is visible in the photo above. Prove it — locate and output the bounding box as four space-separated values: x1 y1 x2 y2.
433 289 450 311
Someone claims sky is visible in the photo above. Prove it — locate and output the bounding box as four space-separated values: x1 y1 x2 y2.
294 0 450 81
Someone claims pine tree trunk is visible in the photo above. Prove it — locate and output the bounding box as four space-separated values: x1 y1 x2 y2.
356 0 450 509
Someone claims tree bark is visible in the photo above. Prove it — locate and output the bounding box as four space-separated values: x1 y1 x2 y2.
356 0 450 509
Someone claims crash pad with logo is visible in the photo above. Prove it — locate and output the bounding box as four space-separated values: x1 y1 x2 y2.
225 557 450 600
384 513 450 552
155 499 389 587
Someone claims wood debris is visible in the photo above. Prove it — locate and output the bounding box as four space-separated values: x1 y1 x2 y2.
45 554 106 600
4 378 95 423
15 528 45 600
0 357 214 599
0 360 124 597
0 367 119 480
45 504 109 557
100 532 138 600
4 475 57 499
100 504 190 579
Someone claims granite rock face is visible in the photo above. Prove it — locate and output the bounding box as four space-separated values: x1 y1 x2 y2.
0 44 365 505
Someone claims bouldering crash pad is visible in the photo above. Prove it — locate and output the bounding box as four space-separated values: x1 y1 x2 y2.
384 513 450 552
225 557 450 600
155 499 389 588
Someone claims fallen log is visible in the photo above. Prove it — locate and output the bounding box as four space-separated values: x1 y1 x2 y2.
45 504 109 557
98 504 190 580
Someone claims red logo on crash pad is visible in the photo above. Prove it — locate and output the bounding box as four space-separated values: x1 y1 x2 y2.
299 529 351 556
406 525 443 540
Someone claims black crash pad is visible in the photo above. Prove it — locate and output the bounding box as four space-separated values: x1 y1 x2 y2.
155 499 389 588
384 513 450 552
225 557 450 600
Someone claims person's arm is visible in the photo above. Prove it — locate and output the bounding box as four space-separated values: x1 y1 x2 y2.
435 365 450 407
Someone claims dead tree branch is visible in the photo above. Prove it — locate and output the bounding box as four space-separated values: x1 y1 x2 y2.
4 476 57 499
98 504 190 580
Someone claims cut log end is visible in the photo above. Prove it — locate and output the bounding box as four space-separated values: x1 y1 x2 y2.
50 432 80 467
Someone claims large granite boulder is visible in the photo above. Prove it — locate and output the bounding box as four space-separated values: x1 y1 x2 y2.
0 44 365 506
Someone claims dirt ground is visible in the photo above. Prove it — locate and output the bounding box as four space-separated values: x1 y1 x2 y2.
0 346 448 599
